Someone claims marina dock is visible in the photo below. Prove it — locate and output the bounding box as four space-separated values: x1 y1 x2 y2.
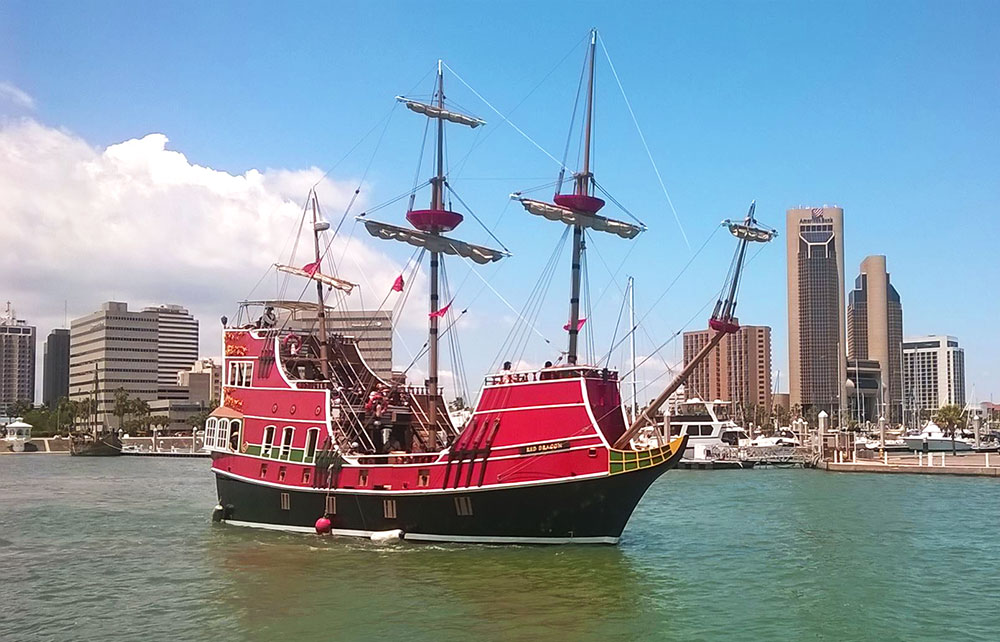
822 451 1000 477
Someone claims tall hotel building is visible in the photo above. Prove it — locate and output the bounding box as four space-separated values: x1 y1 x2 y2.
683 325 772 410
847 256 903 422
0 305 36 414
902 335 965 417
69 302 199 425
786 207 846 419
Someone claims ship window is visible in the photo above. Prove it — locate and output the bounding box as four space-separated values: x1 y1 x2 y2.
216 419 230 449
280 492 290 510
700 426 713 436
229 420 242 451
261 425 276 457
454 496 473 516
279 427 294 460
302 468 312 485
417 469 430 488
206 417 217 448
383 499 397 519
304 428 320 462
260 463 268 478
685 426 699 436
326 495 337 515
227 361 254 387
359 469 369 486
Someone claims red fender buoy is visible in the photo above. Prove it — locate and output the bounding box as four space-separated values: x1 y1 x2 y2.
315 516 332 534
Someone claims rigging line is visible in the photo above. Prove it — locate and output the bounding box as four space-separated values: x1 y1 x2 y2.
513 228 565 363
597 34 690 250
312 102 399 189
456 251 553 348
604 275 630 370
443 182 511 254
622 241 771 386
591 179 647 227
442 61 565 169
362 180 433 215
493 226 566 368
632 224 721 330
506 228 563 361
561 38 589 181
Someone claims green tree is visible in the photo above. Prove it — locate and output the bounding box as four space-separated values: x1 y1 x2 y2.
186 406 213 431
934 404 965 436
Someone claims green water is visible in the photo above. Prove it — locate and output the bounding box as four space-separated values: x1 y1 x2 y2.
1 457 997 641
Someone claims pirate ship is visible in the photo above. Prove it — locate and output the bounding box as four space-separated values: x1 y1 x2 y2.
208 30 774 543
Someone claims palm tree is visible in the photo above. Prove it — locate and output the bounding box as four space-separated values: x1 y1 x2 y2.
934 404 965 437
113 388 131 429
129 398 151 434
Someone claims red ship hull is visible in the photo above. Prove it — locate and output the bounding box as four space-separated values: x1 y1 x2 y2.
208 324 686 544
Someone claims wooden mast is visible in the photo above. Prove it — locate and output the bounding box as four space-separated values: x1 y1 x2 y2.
567 28 597 366
426 60 445 450
311 194 331 379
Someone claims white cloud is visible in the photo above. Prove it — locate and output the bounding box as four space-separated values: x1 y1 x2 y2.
0 82 35 110
0 118 419 394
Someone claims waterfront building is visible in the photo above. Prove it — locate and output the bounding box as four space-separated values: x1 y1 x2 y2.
902 335 965 420
847 255 903 422
42 328 70 406
186 358 222 402
682 324 772 411
0 304 36 414
143 304 199 392
786 206 847 421
287 308 394 378
69 302 201 427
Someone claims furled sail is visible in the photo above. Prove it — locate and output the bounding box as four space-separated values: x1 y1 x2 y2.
396 97 485 128
360 219 506 265
516 197 645 240
274 264 357 293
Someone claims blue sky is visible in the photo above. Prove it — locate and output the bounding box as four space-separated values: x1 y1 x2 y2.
3 1 998 402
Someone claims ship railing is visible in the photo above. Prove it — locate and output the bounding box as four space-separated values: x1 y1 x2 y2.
484 366 619 386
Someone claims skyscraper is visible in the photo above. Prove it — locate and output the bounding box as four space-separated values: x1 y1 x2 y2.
786 206 846 420
143 304 199 391
847 256 903 422
0 304 36 414
902 335 965 419
683 325 772 411
42 328 70 406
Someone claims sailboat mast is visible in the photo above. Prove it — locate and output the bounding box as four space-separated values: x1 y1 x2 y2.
426 60 446 449
567 28 597 366
311 195 330 379
628 276 638 421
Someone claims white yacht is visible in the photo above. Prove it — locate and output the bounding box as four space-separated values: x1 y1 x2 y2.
665 399 752 469
903 421 973 452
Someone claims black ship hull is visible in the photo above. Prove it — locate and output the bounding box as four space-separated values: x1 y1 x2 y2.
214 446 682 544
70 434 122 457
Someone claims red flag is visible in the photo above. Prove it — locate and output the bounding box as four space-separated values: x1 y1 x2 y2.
429 300 453 319
392 275 404 292
563 318 586 332
301 261 320 276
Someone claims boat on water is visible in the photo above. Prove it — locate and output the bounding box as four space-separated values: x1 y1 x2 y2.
903 421 973 452
659 399 754 469
70 431 122 456
208 31 775 544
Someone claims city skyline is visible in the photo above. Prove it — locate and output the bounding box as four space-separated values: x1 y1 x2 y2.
2 2 998 403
